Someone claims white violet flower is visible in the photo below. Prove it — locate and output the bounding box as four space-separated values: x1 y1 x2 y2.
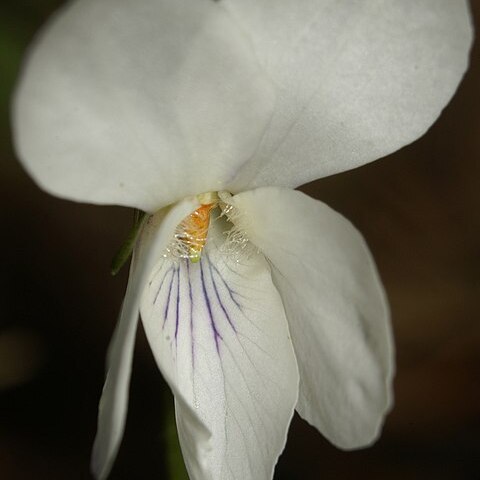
12 1 472 479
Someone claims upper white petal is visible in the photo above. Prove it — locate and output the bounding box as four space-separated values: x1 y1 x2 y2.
140 217 299 480
231 187 394 449
91 197 198 480
13 0 274 211
223 0 473 189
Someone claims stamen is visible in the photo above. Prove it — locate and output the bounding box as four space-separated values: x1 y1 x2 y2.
218 193 256 261
164 191 255 263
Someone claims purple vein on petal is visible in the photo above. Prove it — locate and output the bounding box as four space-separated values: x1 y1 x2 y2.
186 261 195 370
154 266 174 305
163 266 176 329
210 260 243 313
200 257 222 354
206 255 237 333
174 265 181 344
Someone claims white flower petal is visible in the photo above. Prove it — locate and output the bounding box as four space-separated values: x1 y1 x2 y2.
232 187 394 449
91 197 199 480
13 0 274 212
224 0 473 189
140 218 299 480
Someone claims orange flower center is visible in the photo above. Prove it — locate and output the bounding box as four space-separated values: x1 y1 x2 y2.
176 202 216 263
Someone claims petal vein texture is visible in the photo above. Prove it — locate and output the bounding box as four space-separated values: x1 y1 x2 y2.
232 187 394 449
140 219 299 480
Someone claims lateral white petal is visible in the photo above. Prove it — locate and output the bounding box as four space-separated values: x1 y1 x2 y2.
232 187 394 449
13 0 274 211
140 219 299 480
91 197 198 480
224 0 473 189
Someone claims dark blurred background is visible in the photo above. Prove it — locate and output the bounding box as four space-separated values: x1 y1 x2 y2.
1 1 479 479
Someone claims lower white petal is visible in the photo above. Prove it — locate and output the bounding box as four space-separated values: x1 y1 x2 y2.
231 187 394 449
140 219 299 480
91 197 198 480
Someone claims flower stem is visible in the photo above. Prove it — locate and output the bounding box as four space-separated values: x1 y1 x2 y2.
110 210 148 275
165 396 189 480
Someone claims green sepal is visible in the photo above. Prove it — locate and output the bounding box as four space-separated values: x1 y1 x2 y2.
110 210 148 276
